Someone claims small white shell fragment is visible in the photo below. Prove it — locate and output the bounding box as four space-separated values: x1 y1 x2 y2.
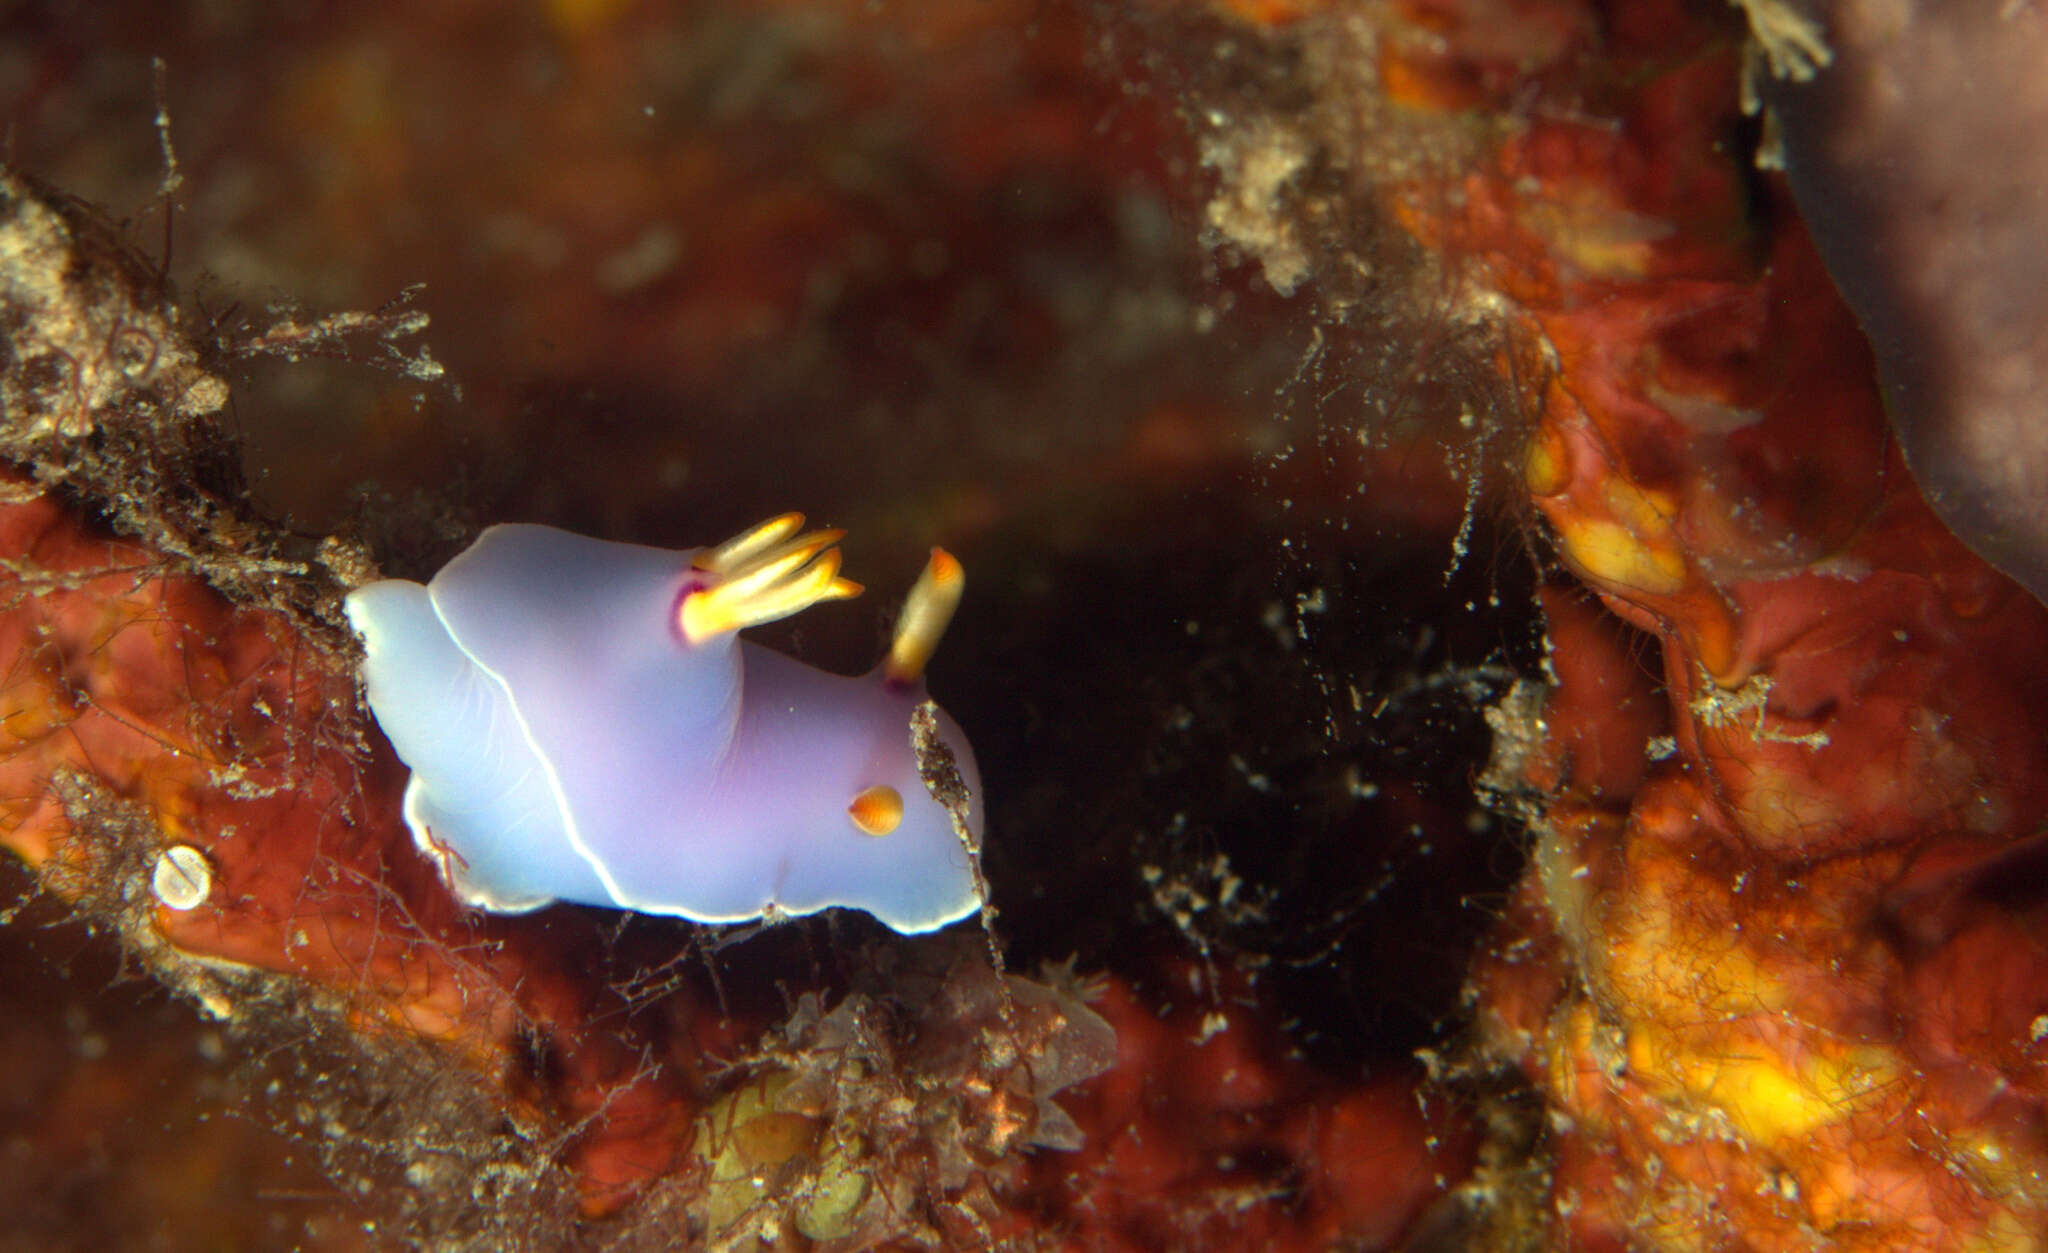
151 844 213 911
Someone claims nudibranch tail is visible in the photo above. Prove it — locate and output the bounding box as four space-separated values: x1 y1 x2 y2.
885 547 965 686
679 513 864 644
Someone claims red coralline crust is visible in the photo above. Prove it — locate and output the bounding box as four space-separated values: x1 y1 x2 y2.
1383 0 2048 1246
1037 960 1461 1251
0 482 701 1218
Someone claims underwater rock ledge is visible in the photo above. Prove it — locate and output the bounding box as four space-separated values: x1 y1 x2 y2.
0 159 1455 1251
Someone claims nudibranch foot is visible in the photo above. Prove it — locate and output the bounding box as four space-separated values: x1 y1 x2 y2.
345 577 611 912
679 513 863 644
885 547 965 687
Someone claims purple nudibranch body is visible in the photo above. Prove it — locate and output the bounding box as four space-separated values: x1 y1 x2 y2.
343 516 983 934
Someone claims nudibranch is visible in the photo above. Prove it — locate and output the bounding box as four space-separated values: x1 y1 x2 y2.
343 515 983 934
